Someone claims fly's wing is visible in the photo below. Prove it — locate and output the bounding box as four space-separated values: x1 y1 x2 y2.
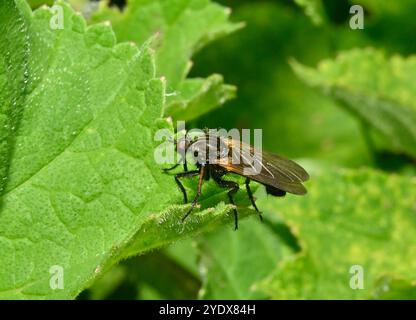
214 139 309 195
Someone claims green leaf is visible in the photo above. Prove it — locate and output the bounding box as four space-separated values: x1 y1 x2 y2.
84 205 257 299
373 276 416 300
92 0 242 121
0 0 254 299
129 252 200 300
0 0 30 194
291 48 416 159
164 239 199 278
117 204 256 261
83 263 127 300
293 0 326 25
165 74 236 121
86 250 201 300
257 168 416 299
85 205 259 299
358 0 416 16
197 215 294 299
27 0 54 8
361 0 416 54
28 0 91 12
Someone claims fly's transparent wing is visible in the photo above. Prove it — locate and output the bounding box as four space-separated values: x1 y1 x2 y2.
213 138 309 195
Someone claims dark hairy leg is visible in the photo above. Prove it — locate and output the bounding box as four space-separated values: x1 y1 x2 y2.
182 166 206 222
163 155 188 173
163 163 180 172
214 176 240 230
245 178 263 222
174 170 199 203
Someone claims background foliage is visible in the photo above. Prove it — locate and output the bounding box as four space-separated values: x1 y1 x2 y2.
1 0 415 299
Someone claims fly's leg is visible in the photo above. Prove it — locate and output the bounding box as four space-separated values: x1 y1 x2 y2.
174 170 199 204
163 163 180 172
183 154 188 172
183 129 189 172
163 162 188 173
214 177 240 230
182 166 206 222
245 178 262 222
164 153 189 173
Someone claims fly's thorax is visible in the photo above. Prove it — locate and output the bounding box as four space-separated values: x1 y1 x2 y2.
187 135 229 165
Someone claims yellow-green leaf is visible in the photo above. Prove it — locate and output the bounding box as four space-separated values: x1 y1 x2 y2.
291 48 416 159
258 168 416 299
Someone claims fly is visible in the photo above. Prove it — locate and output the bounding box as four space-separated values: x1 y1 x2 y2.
164 129 309 230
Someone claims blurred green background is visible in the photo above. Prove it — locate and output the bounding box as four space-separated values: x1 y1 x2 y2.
28 0 416 299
